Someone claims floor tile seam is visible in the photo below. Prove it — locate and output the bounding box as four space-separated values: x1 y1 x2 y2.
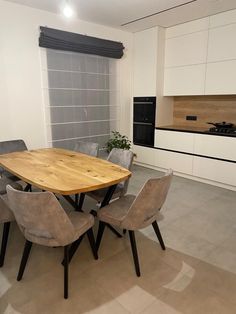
138 299 158 314
92 278 133 314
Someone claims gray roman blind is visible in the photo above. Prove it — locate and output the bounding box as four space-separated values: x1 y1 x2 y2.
39 27 124 59
44 49 120 150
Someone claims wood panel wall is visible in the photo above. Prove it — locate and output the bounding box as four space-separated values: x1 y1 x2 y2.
173 96 236 128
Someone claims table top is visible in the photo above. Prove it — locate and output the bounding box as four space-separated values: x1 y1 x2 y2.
0 148 132 195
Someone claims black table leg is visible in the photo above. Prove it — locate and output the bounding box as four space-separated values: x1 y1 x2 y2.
24 184 32 192
99 184 122 238
63 195 82 211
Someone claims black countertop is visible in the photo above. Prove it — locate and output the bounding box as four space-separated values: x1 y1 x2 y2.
156 125 236 138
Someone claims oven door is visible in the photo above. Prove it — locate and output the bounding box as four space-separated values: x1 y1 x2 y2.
133 122 154 146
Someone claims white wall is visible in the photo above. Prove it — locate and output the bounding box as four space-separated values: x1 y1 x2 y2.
0 0 133 149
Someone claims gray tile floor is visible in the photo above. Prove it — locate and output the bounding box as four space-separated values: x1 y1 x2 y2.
1 164 236 313
132 165 236 274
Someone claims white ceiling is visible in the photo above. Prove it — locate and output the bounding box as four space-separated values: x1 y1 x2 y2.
4 0 236 32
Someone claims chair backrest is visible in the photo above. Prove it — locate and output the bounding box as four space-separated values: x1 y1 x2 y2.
107 148 134 196
122 170 173 230
6 186 75 246
0 140 27 178
74 141 99 157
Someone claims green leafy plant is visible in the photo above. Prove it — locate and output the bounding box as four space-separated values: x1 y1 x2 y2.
106 131 131 153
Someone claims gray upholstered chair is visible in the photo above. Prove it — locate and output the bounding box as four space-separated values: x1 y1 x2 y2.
6 186 98 299
0 182 23 267
96 169 173 277
87 148 134 204
0 140 27 182
74 141 99 157
73 141 99 209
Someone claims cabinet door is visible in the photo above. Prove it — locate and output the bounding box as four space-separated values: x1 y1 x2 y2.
193 156 236 186
194 134 236 161
155 130 195 153
205 60 236 95
154 149 193 175
164 64 206 96
132 145 155 165
165 31 208 67
208 24 236 62
133 27 158 97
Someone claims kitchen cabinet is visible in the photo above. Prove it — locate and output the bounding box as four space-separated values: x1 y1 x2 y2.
134 129 236 189
165 31 208 67
154 129 194 153
193 157 236 186
207 24 236 62
164 64 206 96
154 149 193 175
164 17 208 96
133 27 158 97
205 60 236 95
194 133 236 161
132 145 155 165
164 9 236 95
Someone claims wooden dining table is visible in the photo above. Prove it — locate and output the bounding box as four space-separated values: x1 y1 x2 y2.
0 148 131 217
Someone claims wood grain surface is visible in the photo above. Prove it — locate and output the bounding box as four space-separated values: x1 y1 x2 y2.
0 148 131 195
173 95 236 129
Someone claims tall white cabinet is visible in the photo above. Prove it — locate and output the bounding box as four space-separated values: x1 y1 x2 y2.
133 27 158 97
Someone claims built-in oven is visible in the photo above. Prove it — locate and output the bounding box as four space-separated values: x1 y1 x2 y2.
133 97 156 146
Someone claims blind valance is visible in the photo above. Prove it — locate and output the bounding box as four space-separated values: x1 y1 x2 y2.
39 26 124 59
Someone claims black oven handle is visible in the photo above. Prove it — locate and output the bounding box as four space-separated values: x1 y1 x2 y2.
133 122 153 126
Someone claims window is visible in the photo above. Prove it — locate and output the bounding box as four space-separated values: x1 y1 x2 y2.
42 49 120 151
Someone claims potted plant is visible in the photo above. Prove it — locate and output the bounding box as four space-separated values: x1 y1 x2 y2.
105 131 131 153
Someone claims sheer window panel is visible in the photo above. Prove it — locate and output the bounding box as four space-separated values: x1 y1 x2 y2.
43 49 120 150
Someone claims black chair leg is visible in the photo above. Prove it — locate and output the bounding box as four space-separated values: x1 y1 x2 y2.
24 184 32 192
152 221 166 250
86 228 98 260
96 222 106 251
64 245 69 299
106 224 122 238
75 194 79 205
0 222 11 267
128 230 141 277
62 235 85 265
78 193 85 211
123 229 127 235
17 240 32 281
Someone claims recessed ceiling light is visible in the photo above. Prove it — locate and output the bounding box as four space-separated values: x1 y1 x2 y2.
63 2 74 18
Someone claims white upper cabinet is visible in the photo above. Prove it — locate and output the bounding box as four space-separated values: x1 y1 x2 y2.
165 31 208 67
205 60 236 95
164 64 205 96
166 17 209 38
133 27 158 97
209 9 236 28
164 9 236 95
207 24 236 62
164 17 209 96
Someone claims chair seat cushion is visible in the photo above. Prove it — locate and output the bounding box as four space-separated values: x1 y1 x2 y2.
88 183 124 202
0 194 15 223
97 194 136 227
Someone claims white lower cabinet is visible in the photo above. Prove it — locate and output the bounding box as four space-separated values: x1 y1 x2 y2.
155 130 194 153
134 130 236 189
193 156 236 186
154 149 193 175
194 133 236 161
132 145 155 165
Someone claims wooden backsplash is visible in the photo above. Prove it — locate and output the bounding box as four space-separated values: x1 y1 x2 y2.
173 96 236 128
